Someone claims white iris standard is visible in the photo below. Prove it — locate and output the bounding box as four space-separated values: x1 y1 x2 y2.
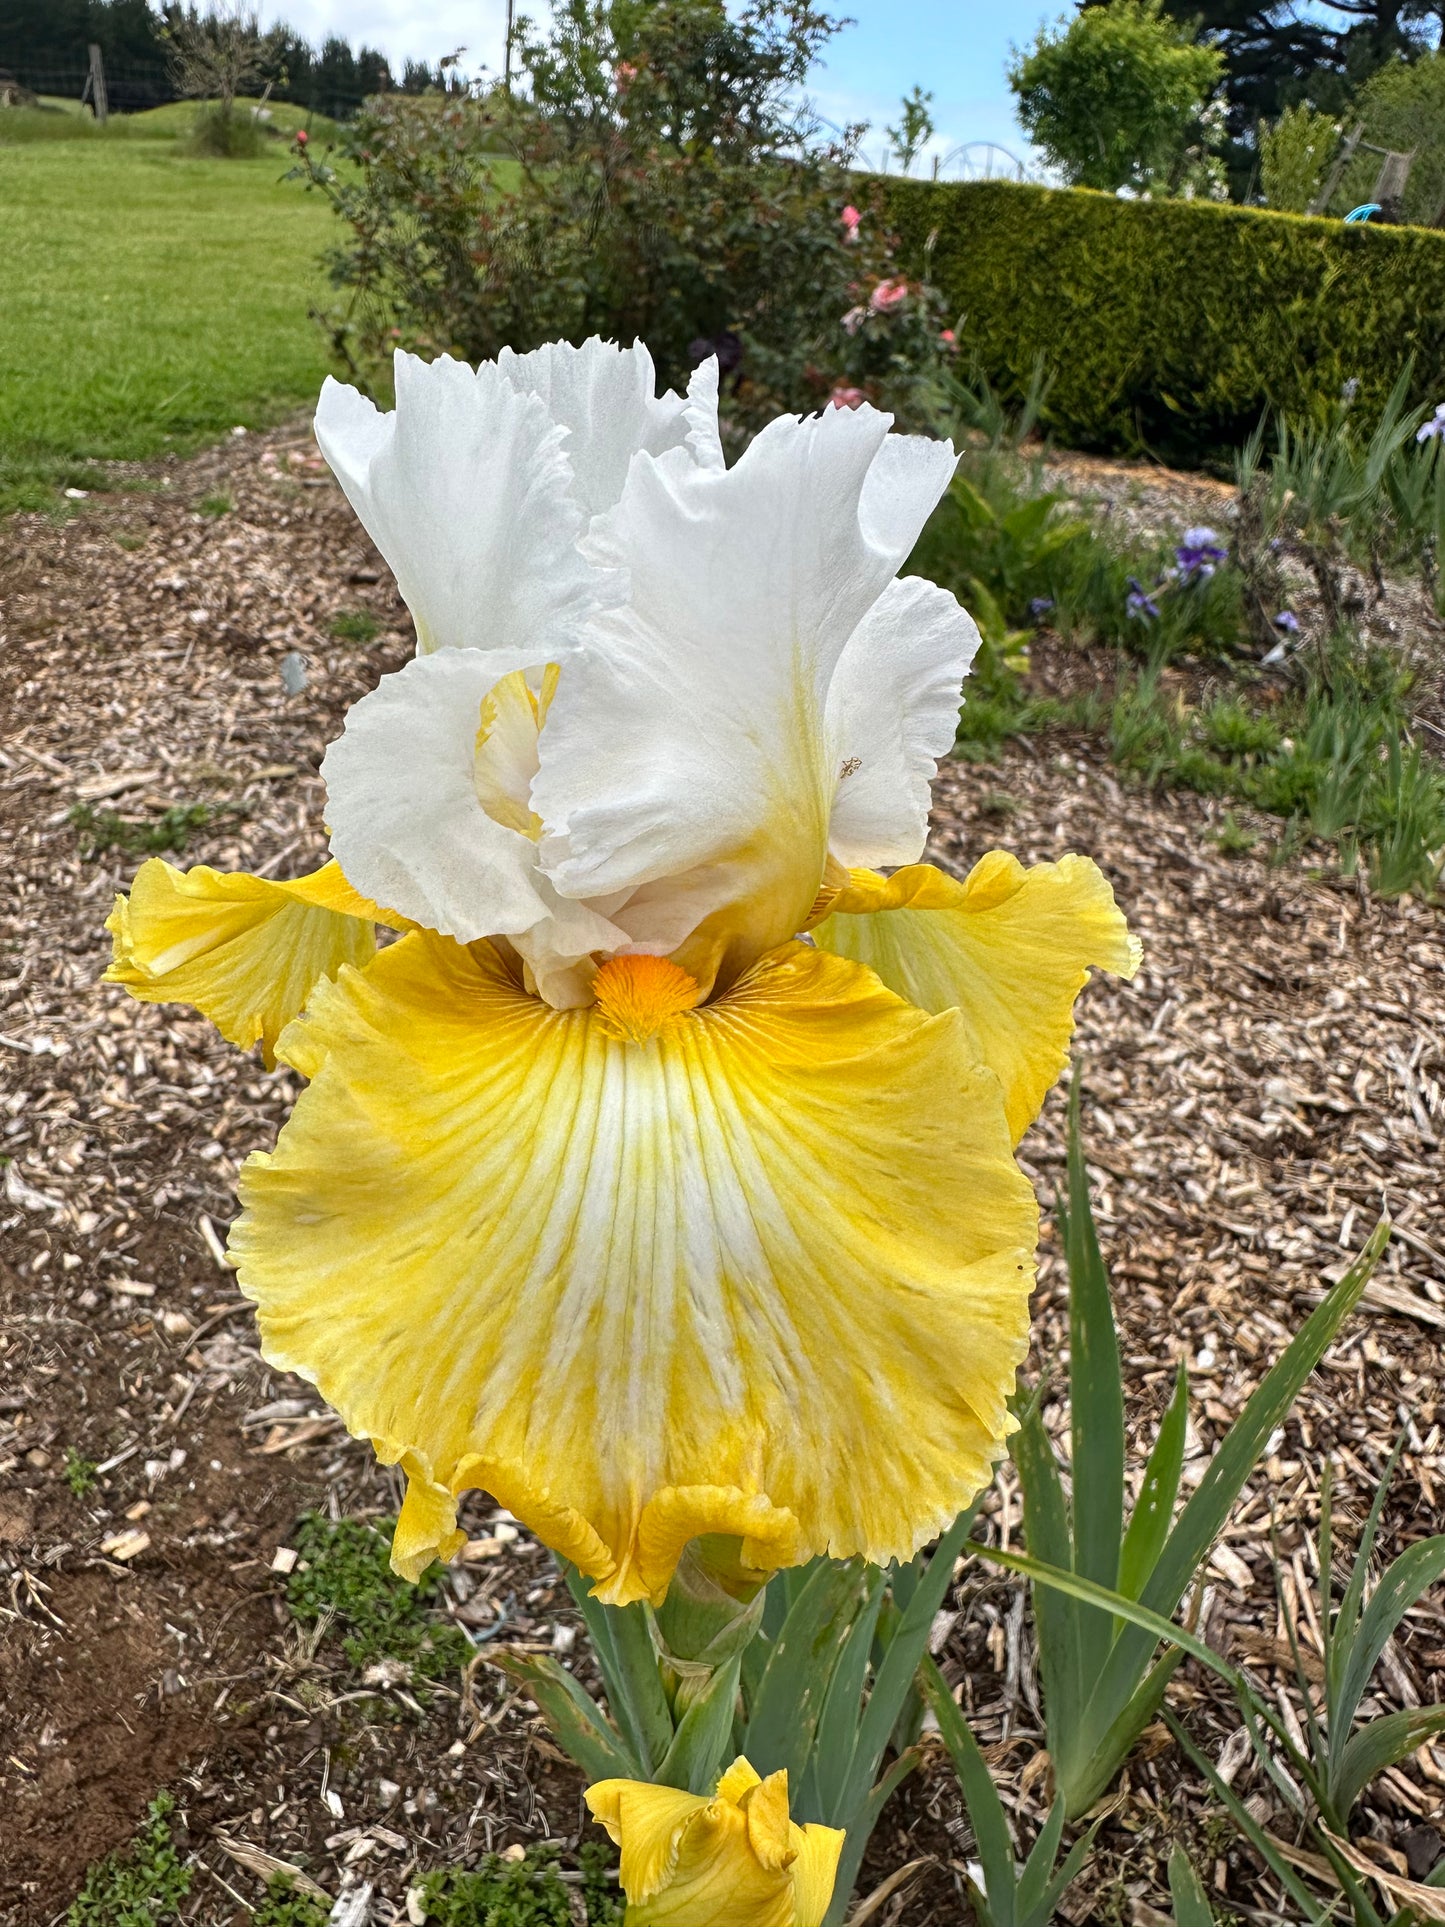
314 338 974 1006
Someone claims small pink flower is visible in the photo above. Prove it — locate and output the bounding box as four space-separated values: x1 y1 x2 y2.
295 128 309 147
869 278 908 313
615 60 637 89
939 328 957 350
840 204 861 242
830 385 867 410
841 305 866 336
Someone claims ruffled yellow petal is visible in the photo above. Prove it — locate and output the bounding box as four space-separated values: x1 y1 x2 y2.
230 930 1036 1604
788 1824 847 1927
586 1761 843 1927
647 1793 794 1927
104 858 392 1068
586 1780 709 1904
813 853 1141 1144
743 1772 796 1872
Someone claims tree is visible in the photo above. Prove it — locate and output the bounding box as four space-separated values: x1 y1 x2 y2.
1352 49 1445 221
1009 0 1224 193
165 2 270 123
1149 0 1443 129
885 84 934 173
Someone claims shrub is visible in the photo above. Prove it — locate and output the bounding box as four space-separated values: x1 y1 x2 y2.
1259 103 1338 214
187 101 268 158
299 0 951 431
1008 0 1224 197
886 178 1445 460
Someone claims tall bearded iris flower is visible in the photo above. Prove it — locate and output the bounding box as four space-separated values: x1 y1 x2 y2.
105 340 1138 1608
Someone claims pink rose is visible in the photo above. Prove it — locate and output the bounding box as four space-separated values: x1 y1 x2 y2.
841 305 866 336
868 279 908 313
840 204 861 242
939 328 957 350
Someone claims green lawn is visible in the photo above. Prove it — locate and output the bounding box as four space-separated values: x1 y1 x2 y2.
0 114 340 515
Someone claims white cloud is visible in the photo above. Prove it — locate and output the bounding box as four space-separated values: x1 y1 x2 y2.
256 0 516 76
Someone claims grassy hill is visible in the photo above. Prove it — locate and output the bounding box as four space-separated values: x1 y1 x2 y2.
0 102 343 515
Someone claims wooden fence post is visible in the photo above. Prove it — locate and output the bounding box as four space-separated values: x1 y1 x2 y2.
87 43 108 124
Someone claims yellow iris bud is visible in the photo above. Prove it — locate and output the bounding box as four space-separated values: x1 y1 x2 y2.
586 1757 844 1927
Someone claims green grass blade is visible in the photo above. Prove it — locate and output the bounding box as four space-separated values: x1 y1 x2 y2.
1014 1797 1066 1922
975 1544 1248 1698
1162 1712 1334 1924
1118 1363 1189 1602
1150 1223 1386 1616
742 1559 867 1788
1013 1398 1081 1754
821 1749 920 1927
1319 1459 1335 1725
1336 1537 1445 1746
1066 1646 1186 1820
1064 1082 1126 1604
1267 1528 1330 1790
490 1651 641 1783
1166 1844 1215 1927
1333 1706 1445 1819
922 1657 1018 1925
1034 1823 1102 1926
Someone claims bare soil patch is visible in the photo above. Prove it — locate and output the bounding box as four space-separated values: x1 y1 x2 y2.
1 427 1442 1925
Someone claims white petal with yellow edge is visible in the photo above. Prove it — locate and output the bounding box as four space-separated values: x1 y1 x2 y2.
104 858 382 1067
230 933 1037 1605
321 648 631 987
813 854 1142 1144
531 402 963 995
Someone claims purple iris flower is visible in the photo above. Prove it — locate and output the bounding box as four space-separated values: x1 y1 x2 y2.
1175 526 1228 582
1273 610 1300 634
1126 576 1160 621
1028 596 1055 620
1417 403 1445 444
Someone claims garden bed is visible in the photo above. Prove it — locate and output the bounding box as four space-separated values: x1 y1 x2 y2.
1 425 1443 1924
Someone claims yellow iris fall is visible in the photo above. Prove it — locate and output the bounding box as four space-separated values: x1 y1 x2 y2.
586 1757 845 1927
104 842 1135 1604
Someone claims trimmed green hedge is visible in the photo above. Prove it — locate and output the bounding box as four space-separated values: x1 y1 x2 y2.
885 178 1445 461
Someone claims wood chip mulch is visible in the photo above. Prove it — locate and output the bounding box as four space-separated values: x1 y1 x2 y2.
1 424 1442 1926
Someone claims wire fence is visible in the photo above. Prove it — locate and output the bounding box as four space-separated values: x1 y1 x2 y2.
0 46 377 120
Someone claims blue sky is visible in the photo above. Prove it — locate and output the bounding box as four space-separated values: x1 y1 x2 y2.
256 1 1060 164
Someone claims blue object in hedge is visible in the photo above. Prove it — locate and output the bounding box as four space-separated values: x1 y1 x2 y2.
1345 203 1382 223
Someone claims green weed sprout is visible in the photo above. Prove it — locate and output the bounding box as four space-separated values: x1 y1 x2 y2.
67 1792 191 1927
62 1446 99 1497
